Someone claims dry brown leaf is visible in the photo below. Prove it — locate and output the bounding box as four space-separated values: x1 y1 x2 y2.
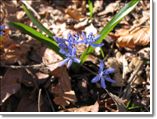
16 11 25 20
138 47 150 60
16 93 38 112
15 91 51 112
50 67 77 106
60 101 99 112
97 1 120 16
0 69 22 103
1 38 30 64
66 8 84 20
74 19 88 30
42 48 62 65
116 27 150 48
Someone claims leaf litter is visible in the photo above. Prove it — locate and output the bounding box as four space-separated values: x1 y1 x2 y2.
0 0 150 112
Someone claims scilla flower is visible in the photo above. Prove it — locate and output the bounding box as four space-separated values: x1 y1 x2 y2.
91 60 116 89
53 33 80 68
81 32 104 47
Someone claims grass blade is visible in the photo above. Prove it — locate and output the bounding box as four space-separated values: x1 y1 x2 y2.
80 0 140 63
88 0 93 18
22 4 54 37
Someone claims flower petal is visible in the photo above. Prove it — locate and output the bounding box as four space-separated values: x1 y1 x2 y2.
82 32 86 40
73 58 80 63
90 43 104 48
104 68 115 74
93 34 101 41
105 77 116 83
91 75 100 83
67 59 73 68
100 77 106 89
98 60 104 73
58 58 69 67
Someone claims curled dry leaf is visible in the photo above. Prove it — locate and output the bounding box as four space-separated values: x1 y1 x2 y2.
115 26 150 48
60 101 99 112
50 67 77 106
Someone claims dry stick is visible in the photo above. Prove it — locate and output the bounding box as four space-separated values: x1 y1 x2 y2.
1 63 46 69
81 65 97 75
1 60 61 69
45 89 55 112
25 68 39 90
37 89 42 112
122 60 144 99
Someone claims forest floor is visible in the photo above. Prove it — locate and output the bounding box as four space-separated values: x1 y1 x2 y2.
0 0 150 112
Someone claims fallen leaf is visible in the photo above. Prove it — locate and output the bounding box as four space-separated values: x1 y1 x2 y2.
16 93 38 112
50 67 77 106
60 101 99 112
115 26 150 48
16 11 25 20
42 48 62 65
66 8 84 20
108 92 127 112
106 57 125 87
1 38 30 64
97 1 120 16
138 47 150 60
0 69 22 103
74 19 88 30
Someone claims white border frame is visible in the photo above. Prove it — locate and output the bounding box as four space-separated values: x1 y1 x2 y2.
0 0 153 115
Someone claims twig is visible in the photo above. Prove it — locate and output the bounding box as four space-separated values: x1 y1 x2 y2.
23 66 39 90
1 60 61 69
45 89 55 112
1 63 46 69
81 65 97 75
37 89 42 112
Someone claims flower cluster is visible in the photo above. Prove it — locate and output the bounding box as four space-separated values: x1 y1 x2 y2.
53 32 104 68
91 60 116 89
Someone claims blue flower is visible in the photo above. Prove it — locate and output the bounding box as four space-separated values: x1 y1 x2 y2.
91 60 116 89
58 47 80 68
53 33 80 68
81 32 104 47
